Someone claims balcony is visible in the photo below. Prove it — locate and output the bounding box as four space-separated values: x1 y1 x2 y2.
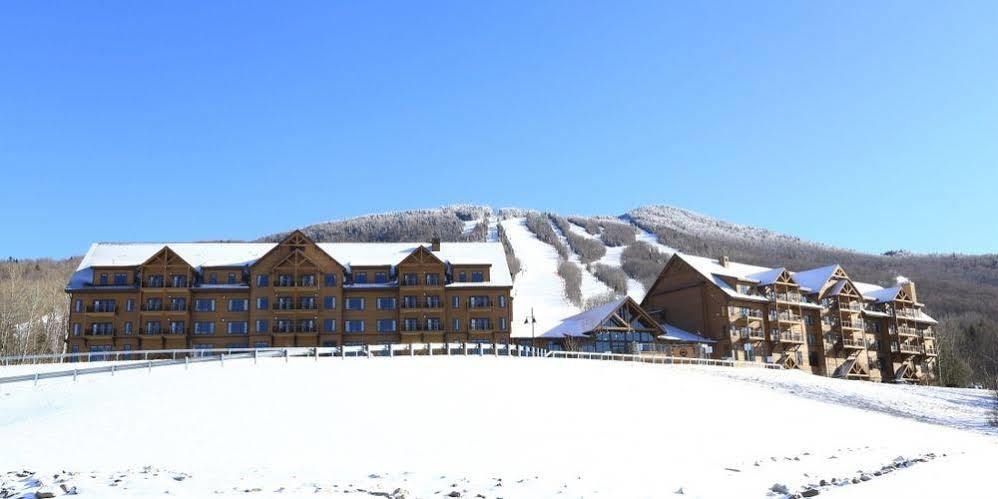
730 327 765 341
923 346 938 356
401 325 444 333
772 313 802 324
139 329 186 336
893 343 923 355
766 292 803 304
921 329 936 339
85 305 117 315
272 303 318 312
728 308 764 322
271 327 318 334
771 331 805 344
841 338 866 350
83 330 115 337
895 327 919 338
274 278 318 289
400 301 443 311
836 301 863 312
836 320 865 331
468 301 494 309
896 308 920 319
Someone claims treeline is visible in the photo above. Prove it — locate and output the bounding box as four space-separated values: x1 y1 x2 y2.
1 258 80 357
523 213 583 307
260 206 492 243
549 214 605 263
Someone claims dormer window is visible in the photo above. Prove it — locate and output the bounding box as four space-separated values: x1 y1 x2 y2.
374 272 388 284
471 271 484 283
354 272 368 284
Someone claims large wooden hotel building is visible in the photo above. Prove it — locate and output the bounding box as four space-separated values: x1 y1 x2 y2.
65 231 513 355
640 253 939 383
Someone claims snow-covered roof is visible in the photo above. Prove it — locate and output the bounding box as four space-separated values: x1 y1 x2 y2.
668 254 937 322
790 265 840 294
658 323 715 344
746 267 786 287
862 286 901 303
540 297 630 338
69 241 512 289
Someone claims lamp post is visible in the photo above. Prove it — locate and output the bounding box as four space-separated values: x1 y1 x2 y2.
524 307 537 342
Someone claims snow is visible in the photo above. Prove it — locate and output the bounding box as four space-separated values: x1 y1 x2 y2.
1 356 995 498
71 242 513 289
499 218 580 338
547 218 614 303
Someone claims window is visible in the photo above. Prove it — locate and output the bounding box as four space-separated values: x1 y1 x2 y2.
402 273 418 286
256 297 269 310
376 297 396 310
278 274 293 287
126 299 134 312
194 299 216 312
345 297 365 310
144 321 161 334
323 319 337 333
459 272 467 282
114 273 128 285
452 296 460 308
145 298 163 311
227 273 237 285
72 323 81 336
499 317 508 331
92 299 116 312
208 273 218 285
403 318 419 331
452 318 461 332
402 296 418 308
298 319 315 332
276 296 294 310
275 319 292 333
354 272 367 284
300 274 316 287
469 296 491 308
426 318 442 331
99 274 108 285
323 296 336 309
148 275 164 287
377 319 397 333
74 299 82 313
255 320 268 333
804 315 813 326
194 322 215 335
169 321 185 334
425 273 441 286
227 321 248 335
228 299 248 312
426 295 441 308
257 274 269 287
170 275 187 288
470 318 492 331
324 274 336 287
299 297 316 310
345 320 365 333
374 272 388 284
124 322 133 335
744 343 756 362
169 297 186 311
498 295 507 308
471 271 484 283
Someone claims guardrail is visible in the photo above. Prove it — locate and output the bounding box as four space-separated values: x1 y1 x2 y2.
0 343 549 386
544 350 785 369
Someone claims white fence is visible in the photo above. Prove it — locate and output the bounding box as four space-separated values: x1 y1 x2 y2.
0 343 783 386
545 350 785 369
0 343 548 386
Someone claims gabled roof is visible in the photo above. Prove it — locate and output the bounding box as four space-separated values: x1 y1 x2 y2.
864 286 902 303
791 265 841 294
745 267 787 286
670 253 771 303
540 297 631 338
68 241 512 289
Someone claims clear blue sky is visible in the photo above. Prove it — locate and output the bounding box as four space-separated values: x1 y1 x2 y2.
2 1 996 259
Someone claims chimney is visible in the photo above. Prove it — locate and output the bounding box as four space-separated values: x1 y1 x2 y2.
901 281 917 303
718 255 729 268
430 237 441 252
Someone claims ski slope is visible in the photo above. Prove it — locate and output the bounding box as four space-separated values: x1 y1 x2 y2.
500 217 580 338
1 357 994 498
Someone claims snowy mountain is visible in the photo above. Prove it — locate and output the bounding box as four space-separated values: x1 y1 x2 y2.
2 356 995 497
258 204 998 343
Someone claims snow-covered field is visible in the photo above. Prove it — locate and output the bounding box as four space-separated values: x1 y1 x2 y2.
2 356 995 498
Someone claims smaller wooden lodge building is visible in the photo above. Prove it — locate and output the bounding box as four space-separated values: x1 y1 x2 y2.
534 296 714 357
